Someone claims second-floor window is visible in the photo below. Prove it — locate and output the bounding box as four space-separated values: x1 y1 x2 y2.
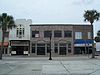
44 31 52 38
32 31 39 38
64 31 72 37
88 32 91 39
16 25 25 38
54 30 62 37
75 32 82 39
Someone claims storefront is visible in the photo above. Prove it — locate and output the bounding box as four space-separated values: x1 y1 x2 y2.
74 39 93 54
31 42 72 56
10 40 30 55
59 43 67 55
37 43 45 55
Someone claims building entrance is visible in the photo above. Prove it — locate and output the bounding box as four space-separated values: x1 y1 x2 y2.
59 43 67 55
10 40 29 55
16 46 24 55
37 43 45 55
59 47 66 55
11 46 28 55
74 47 92 54
37 47 45 55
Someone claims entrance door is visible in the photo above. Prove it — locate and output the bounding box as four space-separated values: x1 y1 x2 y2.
11 46 28 55
74 47 92 54
59 43 67 55
37 47 45 55
37 43 45 55
16 47 23 55
59 47 66 55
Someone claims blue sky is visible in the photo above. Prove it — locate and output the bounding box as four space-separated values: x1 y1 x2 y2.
0 0 100 36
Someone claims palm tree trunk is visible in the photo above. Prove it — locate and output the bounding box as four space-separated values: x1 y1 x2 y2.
91 23 95 58
0 31 5 60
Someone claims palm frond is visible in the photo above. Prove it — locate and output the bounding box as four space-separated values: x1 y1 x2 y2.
83 10 100 24
0 13 16 31
8 20 16 29
2 13 7 19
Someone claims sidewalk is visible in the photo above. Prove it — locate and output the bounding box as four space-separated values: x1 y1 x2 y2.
0 55 100 75
2 54 100 61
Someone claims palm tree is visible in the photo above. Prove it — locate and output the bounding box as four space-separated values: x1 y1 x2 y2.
0 13 16 60
84 10 100 58
95 30 100 42
97 30 100 36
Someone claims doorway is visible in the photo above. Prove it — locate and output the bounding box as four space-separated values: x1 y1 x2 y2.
37 47 45 55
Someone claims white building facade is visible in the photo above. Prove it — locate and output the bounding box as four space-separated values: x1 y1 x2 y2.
9 19 32 55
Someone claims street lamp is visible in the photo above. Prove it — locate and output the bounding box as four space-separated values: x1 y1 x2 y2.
49 32 52 60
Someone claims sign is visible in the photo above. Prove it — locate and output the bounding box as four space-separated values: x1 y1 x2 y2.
11 51 16 54
24 51 28 54
35 34 39 37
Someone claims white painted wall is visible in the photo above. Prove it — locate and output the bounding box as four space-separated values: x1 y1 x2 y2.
9 19 32 40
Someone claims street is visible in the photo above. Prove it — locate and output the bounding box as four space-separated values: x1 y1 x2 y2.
0 55 100 75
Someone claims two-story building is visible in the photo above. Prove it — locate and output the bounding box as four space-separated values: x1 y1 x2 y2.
30 24 93 56
9 19 32 55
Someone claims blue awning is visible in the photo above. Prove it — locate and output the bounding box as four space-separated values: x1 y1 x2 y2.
74 39 94 44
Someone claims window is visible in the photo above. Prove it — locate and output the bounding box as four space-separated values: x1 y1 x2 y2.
32 43 35 53
16 28 18 37
22 28 24 36
75 32 82 39
32 31 39 38
54 30 62 37
59 43 66 47
37 43 45 55
44 31 52 38
68 43 71 53
54 43 58 53
59 43 67 55
16 25 25 38
64 31 72 37
88 32 91 39
37 43 45 46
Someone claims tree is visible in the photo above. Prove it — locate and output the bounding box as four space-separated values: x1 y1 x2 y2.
0 13 16 60
84 10 100 58
97 30 100 36
95 30 100 42
95 37 100 42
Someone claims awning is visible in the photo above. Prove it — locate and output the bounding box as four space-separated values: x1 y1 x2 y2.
0 42 9 47
74 39 94 44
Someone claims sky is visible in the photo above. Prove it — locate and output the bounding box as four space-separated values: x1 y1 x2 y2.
0 0 100 36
